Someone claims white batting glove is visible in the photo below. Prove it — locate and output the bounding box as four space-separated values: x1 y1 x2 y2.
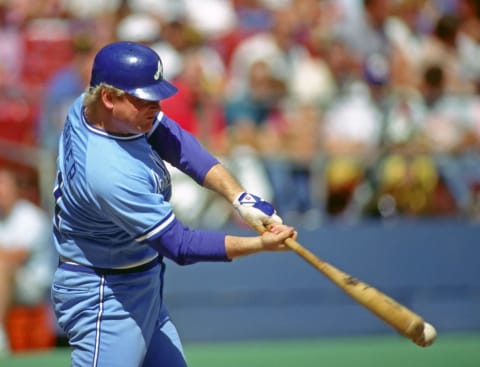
233 192 283 232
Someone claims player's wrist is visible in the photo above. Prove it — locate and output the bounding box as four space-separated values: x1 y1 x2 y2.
232 191 248 208
233 192 283 231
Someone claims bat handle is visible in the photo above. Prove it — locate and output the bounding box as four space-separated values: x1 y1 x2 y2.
283 237 329 274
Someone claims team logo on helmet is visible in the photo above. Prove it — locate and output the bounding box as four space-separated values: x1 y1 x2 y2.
154 61 163 81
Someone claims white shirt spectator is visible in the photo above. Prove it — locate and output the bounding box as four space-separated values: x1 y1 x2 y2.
0 198 54 305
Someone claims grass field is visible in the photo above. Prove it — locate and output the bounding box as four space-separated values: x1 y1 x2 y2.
2 332 479 367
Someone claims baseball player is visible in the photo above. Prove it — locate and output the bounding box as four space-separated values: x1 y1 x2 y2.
50 41 294 367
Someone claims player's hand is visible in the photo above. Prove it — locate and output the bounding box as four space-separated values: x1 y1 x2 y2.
233 192 283 233
260 223 296 252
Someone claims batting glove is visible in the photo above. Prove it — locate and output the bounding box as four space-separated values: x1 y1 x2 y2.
233 192 283 232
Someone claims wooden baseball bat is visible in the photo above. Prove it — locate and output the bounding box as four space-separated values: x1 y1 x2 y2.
282 236 430 345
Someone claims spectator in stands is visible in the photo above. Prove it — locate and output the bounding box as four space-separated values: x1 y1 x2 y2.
0 80 37 146
226 5 310 99
320 81 383 217
0 1 24 86
456 0 480 91
418 63 480 215
115 11 162 45
332 0 412 96
0 166 54 356
371 73 434 218
418 13 476 93
332 0 393 67
211 0 274 65
182 0 237 42
457 0 480 43
385 0 428 92
280 102 324 223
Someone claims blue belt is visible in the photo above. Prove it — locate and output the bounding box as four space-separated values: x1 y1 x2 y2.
58 256 160 275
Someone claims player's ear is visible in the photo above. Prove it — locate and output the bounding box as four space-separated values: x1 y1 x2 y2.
100 88 115 110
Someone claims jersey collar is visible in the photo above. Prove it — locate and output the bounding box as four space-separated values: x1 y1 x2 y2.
81 107 146 141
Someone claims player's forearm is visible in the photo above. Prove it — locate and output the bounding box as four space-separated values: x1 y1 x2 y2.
224 235 264 259
225 224 295 259
202 163 244 203
146 218 230 265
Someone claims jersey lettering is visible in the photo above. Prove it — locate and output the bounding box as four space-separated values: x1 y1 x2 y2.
53 171 64 229
63 121 78 180
150 151 171 200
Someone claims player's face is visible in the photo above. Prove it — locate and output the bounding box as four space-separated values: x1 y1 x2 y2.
110 93 161 134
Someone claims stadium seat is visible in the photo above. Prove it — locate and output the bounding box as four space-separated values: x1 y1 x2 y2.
6 303 56 352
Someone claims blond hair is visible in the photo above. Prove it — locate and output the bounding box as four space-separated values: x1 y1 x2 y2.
83 83 126 109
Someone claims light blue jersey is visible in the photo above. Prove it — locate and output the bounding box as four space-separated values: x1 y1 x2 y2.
53 94 173 268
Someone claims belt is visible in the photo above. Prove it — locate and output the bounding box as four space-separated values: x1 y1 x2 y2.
58 256 160 275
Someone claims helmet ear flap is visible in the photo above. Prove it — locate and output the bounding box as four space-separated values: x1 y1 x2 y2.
90 41 177 101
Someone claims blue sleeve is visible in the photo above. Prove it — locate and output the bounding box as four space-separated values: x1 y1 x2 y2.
146 112 219 184
143 218 230 265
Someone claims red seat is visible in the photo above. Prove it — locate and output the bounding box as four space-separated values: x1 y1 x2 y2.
0 89 38 146
6 303 56 352
21 18 74 89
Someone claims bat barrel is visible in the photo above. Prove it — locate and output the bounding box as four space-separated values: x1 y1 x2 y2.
283 237 426 343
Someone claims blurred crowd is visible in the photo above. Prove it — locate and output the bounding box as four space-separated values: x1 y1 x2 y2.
2 0 480 228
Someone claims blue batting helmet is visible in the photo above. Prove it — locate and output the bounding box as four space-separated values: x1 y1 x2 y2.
90 41 177 101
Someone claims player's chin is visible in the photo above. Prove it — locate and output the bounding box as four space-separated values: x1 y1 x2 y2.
136 120 154 133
